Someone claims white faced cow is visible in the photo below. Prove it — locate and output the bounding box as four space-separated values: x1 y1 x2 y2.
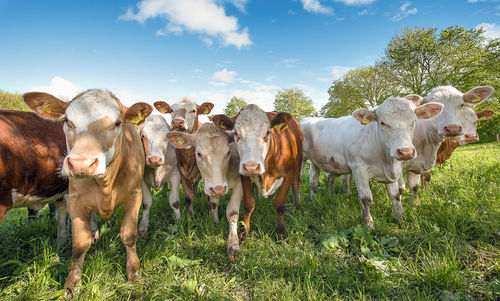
167 123 243 259
400 86 494 198
154 97 214 217
302 97 443 228
24 89 152 295
139 115 181 236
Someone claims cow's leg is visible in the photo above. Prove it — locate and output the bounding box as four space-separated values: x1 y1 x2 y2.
168 174 181 220
64 205 92 294
54 198 69 247
240 176 255 241
227 183 242 260
342 174 351 195
90 211 99 242
49 202 57 217
138 180 152 237
385 182 404 221
420 171 431 188
27 208 39 220
181 176 195 218
352 169 374 229
209 196 220 223
0 188 13 224
327 173 336 196
120 190 142 281
309 163 320 201
292 171 301 209
407 171 421 205
274 178 292 240
398 173 406 195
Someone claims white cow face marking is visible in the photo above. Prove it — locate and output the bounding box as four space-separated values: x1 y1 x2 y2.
424 86 493 137
141 115 171 167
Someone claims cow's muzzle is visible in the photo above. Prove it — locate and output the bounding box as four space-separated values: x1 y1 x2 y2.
395 147 415 160
65 155 101 177
442 124 462 136
208 185 228 196
242 161 262 176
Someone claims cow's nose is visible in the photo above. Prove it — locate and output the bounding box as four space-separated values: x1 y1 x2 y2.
67 156 99 175
463 133 478 142
242 162 261 175
443 125 462 136
396 147 415 160
209 185 227 196
148 156 163 166
171 118 186 129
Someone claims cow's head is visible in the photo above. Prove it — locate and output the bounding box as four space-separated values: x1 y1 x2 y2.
211 104 292 176
457 108 495 144
140 115 171 168
167 123 234 196
353 97 444 160
154 97 214 133
422 86 493 137
24 89 152 178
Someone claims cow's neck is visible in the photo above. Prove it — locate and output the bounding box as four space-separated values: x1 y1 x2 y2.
253 131 283 196
411 119 447 172
373 125 401 181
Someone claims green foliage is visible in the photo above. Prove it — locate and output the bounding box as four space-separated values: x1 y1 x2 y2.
0 143 498 300
224 96 247 117
274 88 316 120
0 90 30 111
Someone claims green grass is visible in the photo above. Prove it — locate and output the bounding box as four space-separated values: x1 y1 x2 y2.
1 143 499 300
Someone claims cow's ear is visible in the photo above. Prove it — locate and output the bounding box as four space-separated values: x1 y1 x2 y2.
414 102 444 119
405 94 424 107
463 86 494 105
166 132 194 149
270 112 292 131
124 102 153 125
211 114 235 130
23 92 69 120
154 101 172 114
476 109 495 120
197 102 214 115
352 108 375 125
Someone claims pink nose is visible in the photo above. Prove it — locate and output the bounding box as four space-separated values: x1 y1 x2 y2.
171 118 186 129
463 133 478 141
242 162 261 175
148 156 163 166
396 147 415 160
443 125 462 136
67 156 99 176
209 185 227 196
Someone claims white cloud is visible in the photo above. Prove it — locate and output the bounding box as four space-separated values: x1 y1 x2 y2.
121 0 252 49
167 78 178 83
223 0 248 12
209 81 228 86
330 65 354 80
358 9 369 15
212 68 238 82
476 23 500 39
300 0 334 15
29 76 82 100
334 0 376 5
192 69 203 73
390 2 417 22
283 58 299 68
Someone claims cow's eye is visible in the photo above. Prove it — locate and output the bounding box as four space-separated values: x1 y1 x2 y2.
380 121 389 127
112 121 121 129
196 152 203 160
191 109 196 113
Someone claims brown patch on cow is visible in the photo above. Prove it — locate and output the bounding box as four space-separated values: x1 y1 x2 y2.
411 185 419 195
23 92 69 119
197 102 214 115
171 201 180 209
124 102 153 125
153 101 172 114
210 202 218 210
275 205 286 215
435 138 460 166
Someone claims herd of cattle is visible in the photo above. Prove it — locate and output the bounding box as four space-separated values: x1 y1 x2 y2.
0 85 494 294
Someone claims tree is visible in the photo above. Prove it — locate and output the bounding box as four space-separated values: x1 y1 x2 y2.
274 88 315 120
321 64 401 118
224 96 247 117
0 90 30 111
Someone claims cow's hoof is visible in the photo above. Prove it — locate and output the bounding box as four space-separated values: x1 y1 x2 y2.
138 229 147 237
92 230 100 242
228 245 239 260
366 221 375 230
276 225 287 240
63 288 73 300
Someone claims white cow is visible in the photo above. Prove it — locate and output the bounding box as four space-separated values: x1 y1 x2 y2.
302 97 443 228
139 115 181 236
400 86 494 197
167 123 243 259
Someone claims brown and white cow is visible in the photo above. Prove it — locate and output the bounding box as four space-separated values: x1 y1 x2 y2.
139 115 181 236
400 86 494 198
420 108 495 187
0 110 69 244
167 123 242 259
211 104 303 239
154 97 214 217
24 89 152 294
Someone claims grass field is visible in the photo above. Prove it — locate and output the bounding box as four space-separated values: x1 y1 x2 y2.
0 143 499 300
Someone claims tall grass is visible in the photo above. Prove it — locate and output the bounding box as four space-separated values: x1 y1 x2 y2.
0 143 498 300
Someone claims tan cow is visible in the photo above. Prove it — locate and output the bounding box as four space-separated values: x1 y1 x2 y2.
167 123 242 259
24 89 152 295
154 97 214 217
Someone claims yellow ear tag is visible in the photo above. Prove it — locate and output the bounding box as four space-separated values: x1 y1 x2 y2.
42 104 52 114
204 109 209 114
471 96 481 103
361 118 370 125
129 116 141 124
273 123 283 130
220 123 226 129
424 112 431 118
479 116 487 121
178 137 185 145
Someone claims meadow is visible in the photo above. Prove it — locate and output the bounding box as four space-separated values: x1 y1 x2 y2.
0 142 498 300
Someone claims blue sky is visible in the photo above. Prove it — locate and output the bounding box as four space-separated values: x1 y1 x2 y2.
1 0 499 116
